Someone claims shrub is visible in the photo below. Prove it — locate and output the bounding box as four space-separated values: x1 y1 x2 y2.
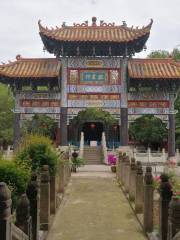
0 158 30 209
15 135 59 176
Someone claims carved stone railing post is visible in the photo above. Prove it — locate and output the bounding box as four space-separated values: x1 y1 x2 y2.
0 182 12 240
168 196 180 240
159 174 172 240
124 156 130 193
59 163 65 193
40 165 50 230
143 166 153 232
121 153 126 185
135 161 143 213
26 173 40 240
50 175 56 214
129 157 136 201
16 193 31 237
116 152 123 183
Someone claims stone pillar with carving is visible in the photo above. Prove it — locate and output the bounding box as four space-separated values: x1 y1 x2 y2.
16 194 31 237
168 92 176 158
60 57 68 146
135 161 143 213
117 151 123 182
120 58 128 146
50 175 56 214
40 165 50 230
129 157 136 201
26 172 40 240
0 182 12 240
124 156 130 193
143 166 153 233
159 174 172 240
59 163 65 193
168 196 180 240
121 153 126 185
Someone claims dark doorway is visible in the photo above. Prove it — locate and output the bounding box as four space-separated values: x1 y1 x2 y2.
82 122 104 144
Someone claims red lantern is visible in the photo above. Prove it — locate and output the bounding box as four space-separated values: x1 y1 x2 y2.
90 123 96 129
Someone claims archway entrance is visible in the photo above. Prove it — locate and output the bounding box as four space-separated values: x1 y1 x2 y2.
82 122 104 145
69 108 119 146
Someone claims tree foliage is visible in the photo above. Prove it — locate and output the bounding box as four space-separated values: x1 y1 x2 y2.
0 158 30 208
22 114 58 140
129 115 167 149
148 48 180 61
0 84 14 148
71 108 117 126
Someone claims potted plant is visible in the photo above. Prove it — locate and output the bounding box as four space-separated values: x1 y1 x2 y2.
108 153 117 173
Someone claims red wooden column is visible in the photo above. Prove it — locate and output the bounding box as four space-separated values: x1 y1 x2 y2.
168 93 176 158
60 57 68 146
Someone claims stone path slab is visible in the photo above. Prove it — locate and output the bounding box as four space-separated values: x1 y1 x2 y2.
46 165 147 240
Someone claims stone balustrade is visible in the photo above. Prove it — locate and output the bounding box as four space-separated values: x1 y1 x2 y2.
0 154 71 240
116 151 180 240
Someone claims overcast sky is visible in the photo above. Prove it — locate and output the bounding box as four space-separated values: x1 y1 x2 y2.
0 0 179 63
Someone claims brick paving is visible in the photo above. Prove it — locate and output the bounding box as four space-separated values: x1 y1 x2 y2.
46 165 147 240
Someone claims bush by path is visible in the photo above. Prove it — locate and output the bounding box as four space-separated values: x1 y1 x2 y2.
15 135 59 176
0 158 30 208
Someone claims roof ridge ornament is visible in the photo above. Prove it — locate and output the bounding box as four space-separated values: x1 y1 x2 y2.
16 54 22 60
92 16 97 26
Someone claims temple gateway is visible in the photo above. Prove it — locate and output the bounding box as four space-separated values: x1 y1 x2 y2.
0 17 180 156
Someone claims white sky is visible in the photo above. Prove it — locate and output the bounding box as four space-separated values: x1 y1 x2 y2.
0 0 179 62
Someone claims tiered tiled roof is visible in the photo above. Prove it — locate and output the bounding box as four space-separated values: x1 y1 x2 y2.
38 17 153 43
0 55 60 79
128 58 180 79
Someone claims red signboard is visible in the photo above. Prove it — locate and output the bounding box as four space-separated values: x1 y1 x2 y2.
128 100 169 108
20 99 60 108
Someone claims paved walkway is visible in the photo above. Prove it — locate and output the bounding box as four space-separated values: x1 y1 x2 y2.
47 165 147 240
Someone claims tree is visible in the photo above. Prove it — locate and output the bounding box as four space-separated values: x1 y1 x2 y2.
71 108 117 127
148 50 170 58
22 114 58 141
129 115 167 149
148 48 180 61
0 83 14 149
147 49 180 147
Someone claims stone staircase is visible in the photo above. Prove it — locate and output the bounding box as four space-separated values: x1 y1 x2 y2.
83 146 102 165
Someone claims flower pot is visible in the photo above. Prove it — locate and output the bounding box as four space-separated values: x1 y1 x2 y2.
111 165 116 173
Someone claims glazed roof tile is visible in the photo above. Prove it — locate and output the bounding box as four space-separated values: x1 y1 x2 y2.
0 56 60 78
128 58 180 79
38 18 153 43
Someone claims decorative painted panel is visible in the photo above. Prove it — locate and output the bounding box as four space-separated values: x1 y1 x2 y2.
20 99 60 108
68 100 120 108
68 94 120 101
20 114 60 120
109 70 119 84
69 70 78 84
128 92 169 101
68 57 121 69
14 107 60 114
128 100 169 108
68 85 121 93
128 108 169 115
